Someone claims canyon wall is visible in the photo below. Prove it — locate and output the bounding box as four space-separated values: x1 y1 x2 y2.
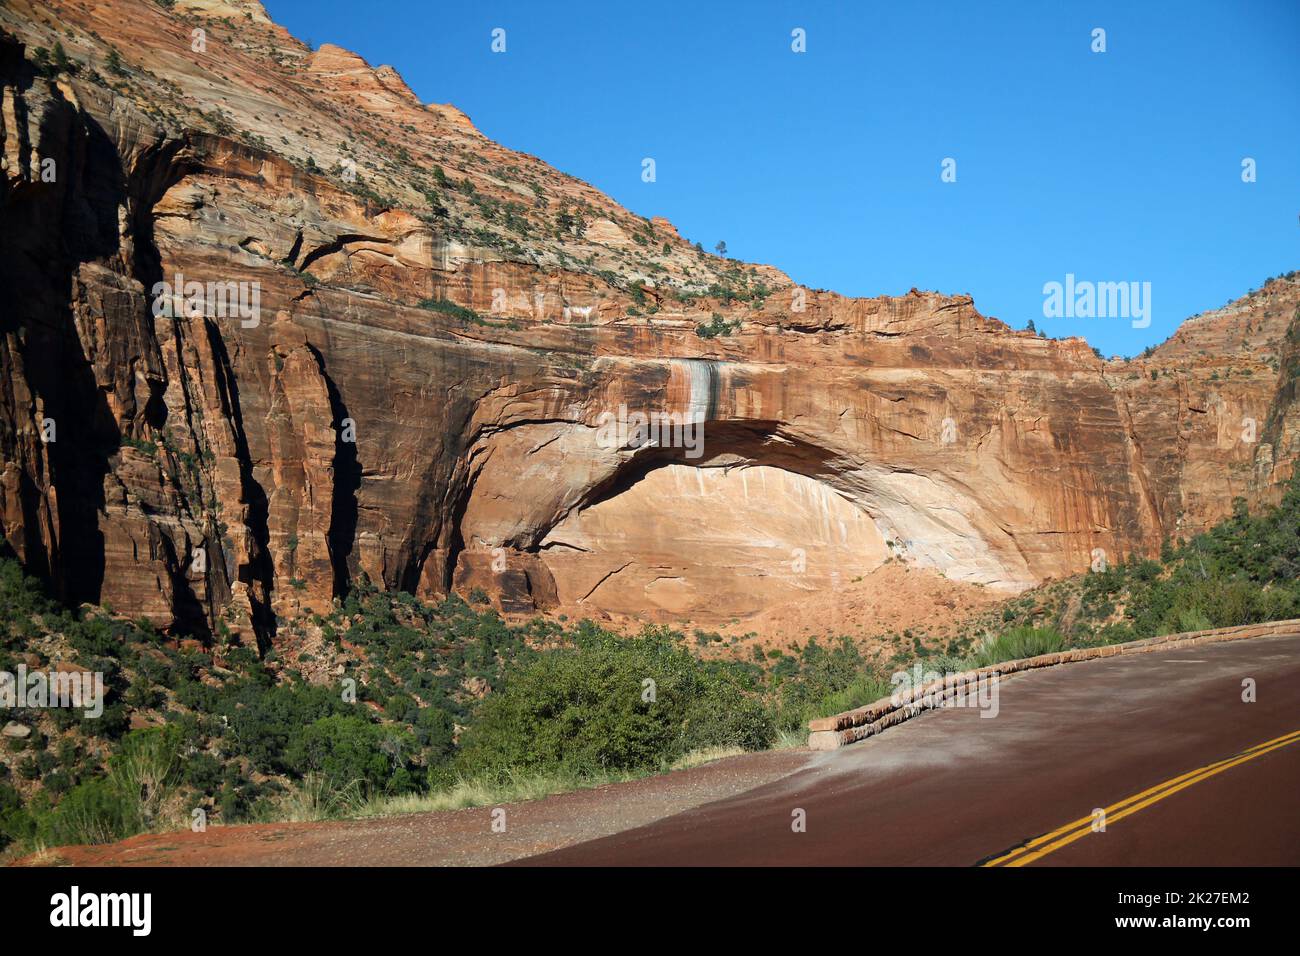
1 0 1297 641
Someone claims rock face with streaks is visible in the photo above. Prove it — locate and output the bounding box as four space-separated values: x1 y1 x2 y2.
1 0 1297 639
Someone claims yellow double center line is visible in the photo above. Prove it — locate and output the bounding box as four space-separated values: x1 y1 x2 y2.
982 728 1300 867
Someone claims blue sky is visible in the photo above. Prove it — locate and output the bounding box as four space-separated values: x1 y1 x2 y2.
264 0 1299 356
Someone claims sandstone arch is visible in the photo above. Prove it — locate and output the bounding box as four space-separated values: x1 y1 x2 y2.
449 361 1041 621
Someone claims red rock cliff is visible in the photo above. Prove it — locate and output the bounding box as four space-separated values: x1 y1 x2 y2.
1 0 1296 641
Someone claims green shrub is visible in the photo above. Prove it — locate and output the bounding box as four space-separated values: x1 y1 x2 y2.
221 683 351 775
0 783 30 849
969 626 1064 668
38 775 135 846
455 625 774 778
9 726 185 847
285 714 417 796
696 312 740 339
417 298 482 324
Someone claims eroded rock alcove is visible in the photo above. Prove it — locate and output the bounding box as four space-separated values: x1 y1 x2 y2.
450 402 1044 623
540 463 890 621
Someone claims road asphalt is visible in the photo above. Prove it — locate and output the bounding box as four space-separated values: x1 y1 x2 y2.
518 633 1300 865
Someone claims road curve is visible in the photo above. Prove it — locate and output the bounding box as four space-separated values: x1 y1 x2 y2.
517 633 1300 866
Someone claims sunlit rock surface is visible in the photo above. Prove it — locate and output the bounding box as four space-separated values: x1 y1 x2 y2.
1 0 1296 642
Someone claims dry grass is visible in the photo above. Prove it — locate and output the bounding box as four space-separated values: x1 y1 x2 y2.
336 745 752 822
265 774 369 823
6 845 67 867
668 745 746 770
351 767 640 820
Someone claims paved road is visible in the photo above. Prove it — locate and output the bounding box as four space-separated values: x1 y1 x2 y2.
518 634 1300 866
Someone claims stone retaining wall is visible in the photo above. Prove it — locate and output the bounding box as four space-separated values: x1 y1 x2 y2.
807 619 1300 750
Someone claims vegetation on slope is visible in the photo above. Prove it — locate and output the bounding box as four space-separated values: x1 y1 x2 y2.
2 472 1297 853
990 484 1300 645
0 559 829 852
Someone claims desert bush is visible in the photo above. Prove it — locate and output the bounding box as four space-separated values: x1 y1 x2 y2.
455 624 774 778
772 637 886 732
969 626 1064 669
109 725 183 832
417 297 483 325
285 714 417 796
4 725 185 848
696 312 740 339
272 773 366 823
